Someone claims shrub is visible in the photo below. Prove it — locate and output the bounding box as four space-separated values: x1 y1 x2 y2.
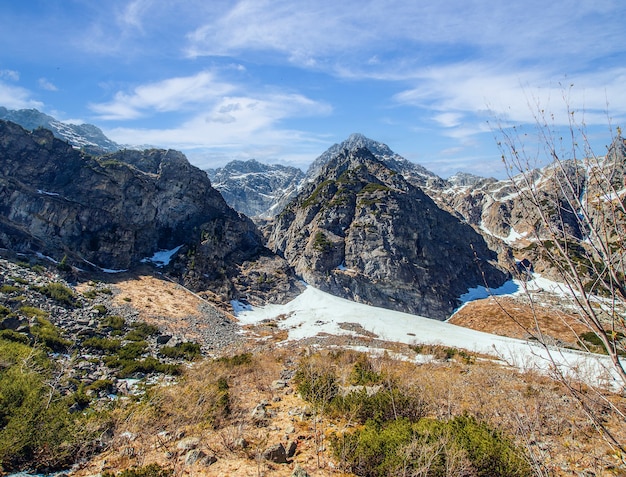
159 342 201 360
0 304 12 317
216 352 253 366
0 285 21 294
18 306 48 319
34 282 77 307
294 361 339 405
103 463 173 477
103 315 125 331
0 330 29 345
332 416 531 477
82 336 122 352
30 317 72 352
125 322 159 341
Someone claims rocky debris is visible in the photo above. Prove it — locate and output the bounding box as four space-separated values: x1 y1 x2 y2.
268 146 508 319
184 449 217 467
263 443 288 464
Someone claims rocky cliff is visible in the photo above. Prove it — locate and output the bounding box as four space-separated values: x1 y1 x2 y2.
267 146 508 319
0 120 301 304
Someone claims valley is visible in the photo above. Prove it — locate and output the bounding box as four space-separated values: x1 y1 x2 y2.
0 112 625 476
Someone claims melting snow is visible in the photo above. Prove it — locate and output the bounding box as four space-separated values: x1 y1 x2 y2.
141 245 183 267
236 285 622 390
37 189 60 196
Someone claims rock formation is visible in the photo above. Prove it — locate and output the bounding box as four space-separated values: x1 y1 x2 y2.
267 146 508 319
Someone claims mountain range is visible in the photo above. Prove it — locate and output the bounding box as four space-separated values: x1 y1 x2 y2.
3 107 623 320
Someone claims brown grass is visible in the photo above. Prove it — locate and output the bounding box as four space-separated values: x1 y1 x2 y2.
449 296 589 345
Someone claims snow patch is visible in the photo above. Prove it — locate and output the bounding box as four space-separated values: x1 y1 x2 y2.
141 245 183 267
37 189 60 196
231 300 253 314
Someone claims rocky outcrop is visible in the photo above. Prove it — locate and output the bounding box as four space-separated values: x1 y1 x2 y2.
267 147 508 320
206 159 304 218
0 120 302 304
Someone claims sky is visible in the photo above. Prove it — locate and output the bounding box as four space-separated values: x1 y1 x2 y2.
1 0 625 178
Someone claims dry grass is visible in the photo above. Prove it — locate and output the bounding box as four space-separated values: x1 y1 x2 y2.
71 342 626 477
449 295 589 345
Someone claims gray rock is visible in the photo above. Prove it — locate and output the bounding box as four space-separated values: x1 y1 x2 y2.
263 443 288 464
177 437 200 451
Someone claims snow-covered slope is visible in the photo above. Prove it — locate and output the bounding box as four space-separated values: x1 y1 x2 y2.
235 283 622 390
0 107 120 153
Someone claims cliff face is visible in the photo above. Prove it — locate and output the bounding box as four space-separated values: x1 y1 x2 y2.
267 147 508 319
0 120 263 272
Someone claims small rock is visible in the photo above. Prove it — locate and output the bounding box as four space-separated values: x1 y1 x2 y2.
234 437 249 449
177 436 200 451
263 443 288 464
285 425 296 434
271 379 287 390
292 465 310 477
286 440 297 458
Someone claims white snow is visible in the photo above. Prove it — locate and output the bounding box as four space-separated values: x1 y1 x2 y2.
37 189 60 196
140 245 183 267
231 300 253 314
236 285 623 390
479 221 528 245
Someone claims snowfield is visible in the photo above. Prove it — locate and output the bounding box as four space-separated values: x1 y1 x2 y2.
235 282 623 390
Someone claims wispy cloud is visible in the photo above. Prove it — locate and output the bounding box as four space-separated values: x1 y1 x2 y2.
38 78 58 92
0 81 42 110
0 70 19 81
90 71 236 120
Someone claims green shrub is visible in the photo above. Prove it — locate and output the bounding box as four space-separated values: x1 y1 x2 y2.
294 363 339 405
103 315 125 331
159 342 201 360
332 416 531 477
82 336 121 352
18 306 48 319
125 322 159 341
34 282 77 307
10 277 29 285
216 353 253 366
0 304 11 317
0 329 29 345
312 231 333 252
0 285 21 294
350 355 383 385
30 317 72 352
103 463 173 477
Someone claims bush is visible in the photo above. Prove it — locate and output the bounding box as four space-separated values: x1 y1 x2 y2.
216 353 253 366
30 317 72 352
125 322 159 341
82 336 122 352
332 416 531 477
0 285 21 294
103 463 173 477
34 282 77 307
159 342 201 360
0 329 29 345
103 315 125 331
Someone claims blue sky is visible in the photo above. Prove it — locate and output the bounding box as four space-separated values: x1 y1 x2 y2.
1 0 625 178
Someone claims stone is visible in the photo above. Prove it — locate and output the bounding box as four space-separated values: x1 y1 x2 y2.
263 443 288 464
176 437 200 451
286 440 297 458
291 465 310 477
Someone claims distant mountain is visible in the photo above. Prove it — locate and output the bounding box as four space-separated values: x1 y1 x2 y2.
267 145 508 319
306 133 445 188
206 159 305 218
0 107 120 154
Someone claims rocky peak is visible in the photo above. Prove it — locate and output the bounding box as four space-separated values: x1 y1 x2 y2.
0 106 120 154
268 146 508 319
306 133 441 187
206 159 305 218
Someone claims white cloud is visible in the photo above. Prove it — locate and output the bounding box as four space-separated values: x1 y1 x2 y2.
89 70 236 120
0 70 19 81
38 78 58 91
0 81 43 110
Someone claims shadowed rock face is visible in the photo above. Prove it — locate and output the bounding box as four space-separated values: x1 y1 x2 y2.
0 120 261 271
267 147 508 320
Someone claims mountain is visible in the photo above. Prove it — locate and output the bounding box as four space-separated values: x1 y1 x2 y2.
206 159 304 218
0 120 302 304
306 133 445 188
0 107 120 154
267 146 508 320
